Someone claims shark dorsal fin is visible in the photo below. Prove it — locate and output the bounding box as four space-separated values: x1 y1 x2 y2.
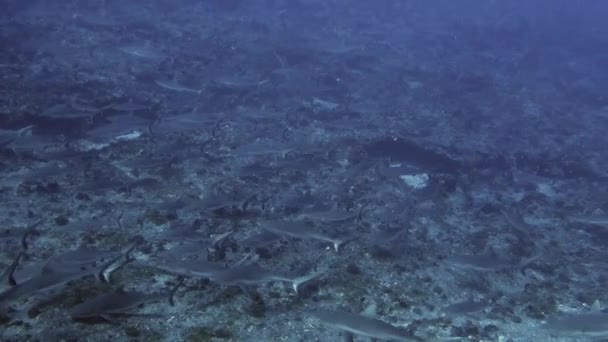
361 303 377 318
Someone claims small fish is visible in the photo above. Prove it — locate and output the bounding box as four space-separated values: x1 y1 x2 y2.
209 262 322 294
102 99 150 112
294 206 358 223
568 215 608 227
155 110 218 134
39 103 94 119
155 80 203 94
311 310 455 342
70 290 168 321
445 254 514 271
543 311 608 338
144 259 226 279
259 219 352 252
199 193 244 212
214 77 266 89
442 298 489 315
70 101 100 113
118 45 165 60
311 97 339 110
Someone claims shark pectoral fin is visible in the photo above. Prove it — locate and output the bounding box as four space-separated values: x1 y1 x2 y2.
291 270 324 294
1 252 23 287
360 304 378 318
168 277 185 306
332 235 359 253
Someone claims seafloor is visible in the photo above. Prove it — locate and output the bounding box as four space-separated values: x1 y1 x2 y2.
1 1 608 341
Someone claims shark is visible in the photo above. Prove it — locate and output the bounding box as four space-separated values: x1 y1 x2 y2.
70 289 172 322
143 259 227 279
543 311 608 338
568 214 608 227
154 79 204 94
0 244 135 309
311 309 458 341
259 219 354 252
209 262 322 294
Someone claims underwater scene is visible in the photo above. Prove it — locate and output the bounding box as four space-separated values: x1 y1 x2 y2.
1 1 608 341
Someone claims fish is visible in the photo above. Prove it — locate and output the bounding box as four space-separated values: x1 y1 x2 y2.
70 290 169 321
0 125 33 148
155 109 218 134
0 245 132 307
144 259 226 279
118 45 165 60
568 215 608 226
294 206 358 223
543 311 608 338
445 254 515 271
199 193 245 212
102 99 151 112
155 241 210 260
209 262 322 294
210 77 268 94
38 103 95 120
441 298 489 315
311 310 455 341
155 80 203 94
70 100 101 114
311 97 340 110
259 219 352 252
87 115 150 142
230 141 296 157
162 223 211 243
